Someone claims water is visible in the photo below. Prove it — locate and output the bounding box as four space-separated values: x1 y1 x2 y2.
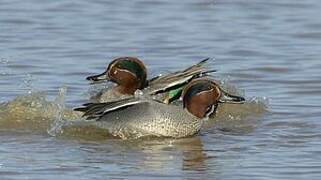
0 0 321 179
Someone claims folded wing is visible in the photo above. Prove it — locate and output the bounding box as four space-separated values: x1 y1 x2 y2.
74 97 149 121
147 58 215 95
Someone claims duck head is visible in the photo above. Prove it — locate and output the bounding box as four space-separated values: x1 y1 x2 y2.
182 78 245 118
86 57 147 95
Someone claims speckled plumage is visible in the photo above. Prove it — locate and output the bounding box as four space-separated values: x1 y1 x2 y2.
82 101 203 139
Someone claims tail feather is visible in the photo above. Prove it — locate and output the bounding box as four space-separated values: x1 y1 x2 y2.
183 57 210 71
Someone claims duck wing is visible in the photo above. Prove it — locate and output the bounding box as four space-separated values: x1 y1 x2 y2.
147 58 216 95
74 97 149 121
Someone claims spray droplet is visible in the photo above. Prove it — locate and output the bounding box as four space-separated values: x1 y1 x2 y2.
47 86 67 136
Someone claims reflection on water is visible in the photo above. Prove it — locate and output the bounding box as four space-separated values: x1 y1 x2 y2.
116 137 208 171
72 135 216 177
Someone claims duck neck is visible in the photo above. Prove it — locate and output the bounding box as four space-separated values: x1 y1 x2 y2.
114 84 137 95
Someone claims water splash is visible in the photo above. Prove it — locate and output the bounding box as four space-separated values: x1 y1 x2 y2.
20 74 35 94
47 86 68 136
0 86 81 133
86 82 111 98
203 96 269 134
0 58 10 76
0 91 53 131
199 78 269 134
218 77 245 97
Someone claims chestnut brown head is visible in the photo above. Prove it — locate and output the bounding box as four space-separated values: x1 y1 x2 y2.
182 78 245 118
86 57 147 93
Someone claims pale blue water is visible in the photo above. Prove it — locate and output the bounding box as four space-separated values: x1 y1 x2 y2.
0 0 321 179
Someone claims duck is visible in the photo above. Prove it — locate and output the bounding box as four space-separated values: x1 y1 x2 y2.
74 78 245 139
86 57 214 103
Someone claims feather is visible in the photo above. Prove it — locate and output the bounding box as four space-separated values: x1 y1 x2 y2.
146 58 216 95
74 97 149 121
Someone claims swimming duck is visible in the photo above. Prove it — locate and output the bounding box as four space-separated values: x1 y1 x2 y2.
86 57 214 103
74 78 245 139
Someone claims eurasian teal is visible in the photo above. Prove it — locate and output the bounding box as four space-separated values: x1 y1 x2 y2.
74 78 245 139
86 57 214 103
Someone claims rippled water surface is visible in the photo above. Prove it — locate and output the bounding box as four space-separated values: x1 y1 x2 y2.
1 0 321 179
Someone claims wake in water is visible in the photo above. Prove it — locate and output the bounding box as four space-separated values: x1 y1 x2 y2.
0 79 268 139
